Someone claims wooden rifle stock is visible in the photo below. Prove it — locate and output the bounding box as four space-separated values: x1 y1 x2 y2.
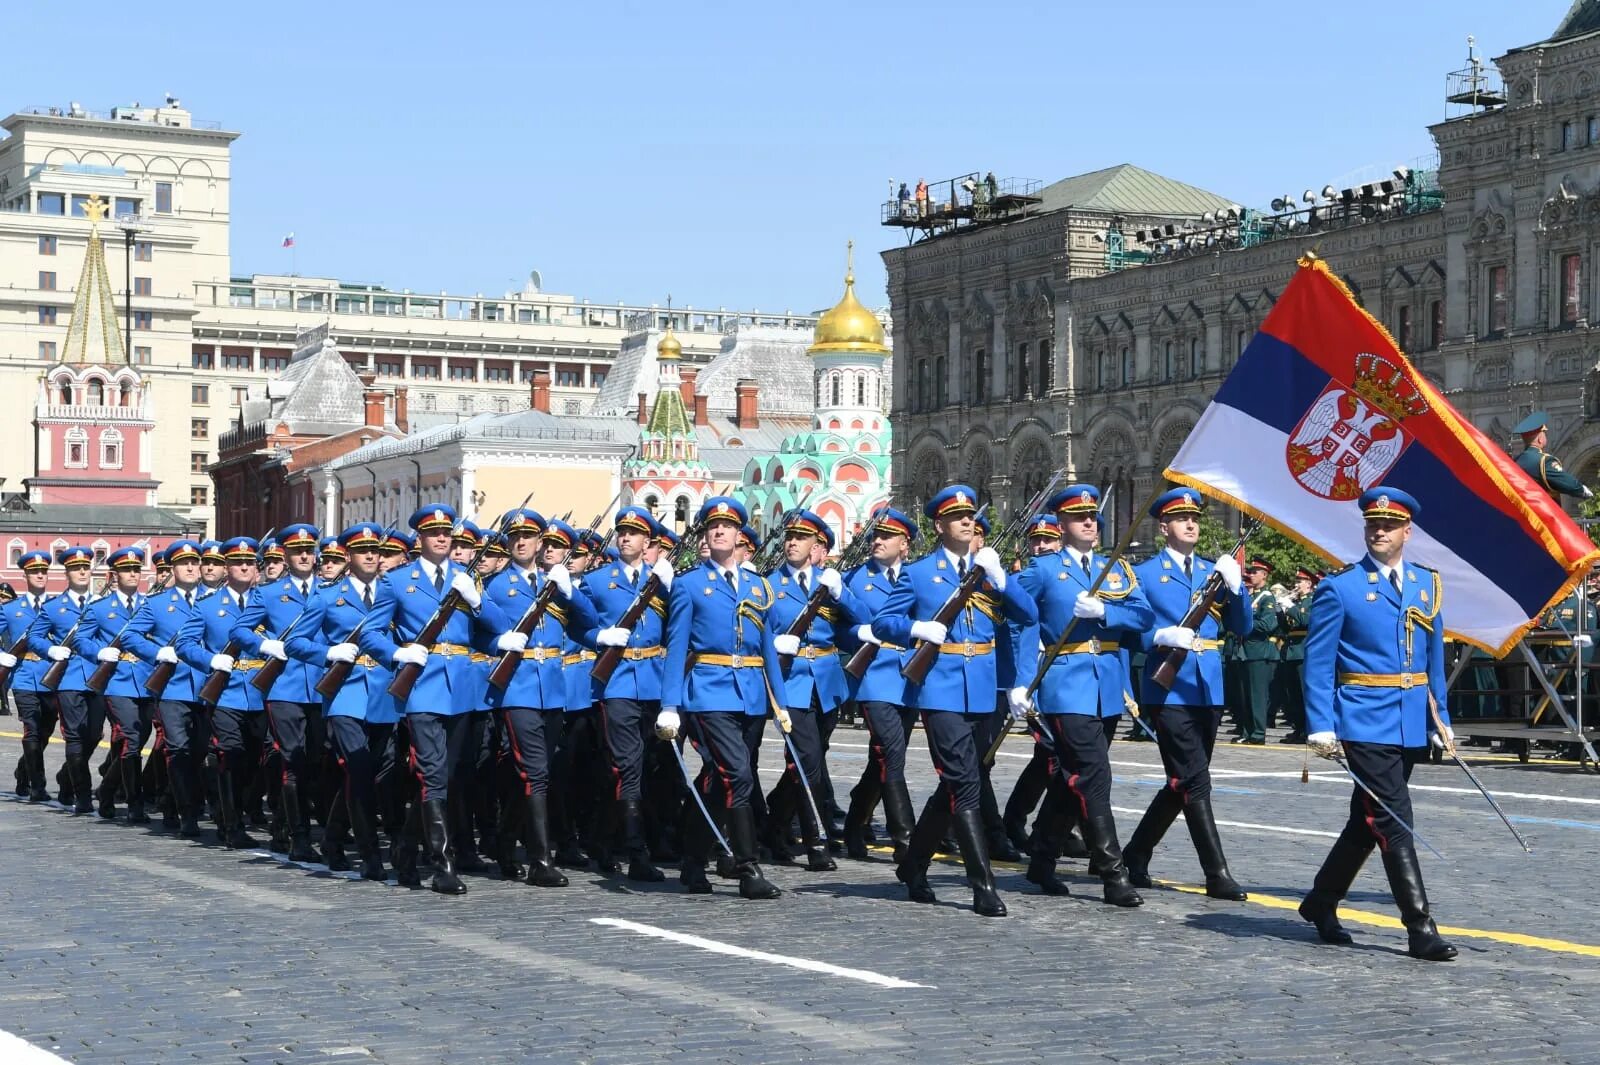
250 610 313 694
590 574 663 685
900 566 987 684
778 585 831 671
843 639 879 680
197 638 243 705
0 633 30 687
487 581 561 690
143 651 176 697
86 635 126 695
40 619 84 691
1147 520 1260 691
314 615 373 699
386 590 463 700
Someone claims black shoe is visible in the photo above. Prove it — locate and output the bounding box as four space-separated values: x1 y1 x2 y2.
554 840 588 868
896 862 938 903
1184 798 1248 900
952 809 1007 917
805 846 837 872
1382 843 1457 961
987 829 1022 863
1298 895 1353 944
680 860 713 894
126 799 150 825
360 855 388 881
843 821 873 861
1061 831 1090 860
1280 732 1307 744
225 826 258 849
727 806 781 900
1025 854 1071 896
422 798 466 895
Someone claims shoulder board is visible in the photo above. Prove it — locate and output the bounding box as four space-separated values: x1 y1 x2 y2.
1329 563 1358 577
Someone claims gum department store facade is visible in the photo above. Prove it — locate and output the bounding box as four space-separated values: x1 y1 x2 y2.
885 5 1600 540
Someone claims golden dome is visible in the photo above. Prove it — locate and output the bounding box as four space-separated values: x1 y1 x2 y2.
657 324 682 361
809 242 888 357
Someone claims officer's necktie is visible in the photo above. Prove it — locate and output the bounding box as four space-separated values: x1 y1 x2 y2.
958 558 968 579
184 591 193 608
363 583 373 609
1391 569 1402 595
1184 556 1193 580
1079 554 1090 578
433 566 445 594
889 565 899 585
798 570 809 595
724 569 736 589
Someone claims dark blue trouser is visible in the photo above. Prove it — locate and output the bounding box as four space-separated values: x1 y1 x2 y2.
919 709 986 813
500 706 565 797
685 711 754 809
406 712 471 804
858 700 916 785
15 690 58 748
1144 703 1221 803
209 707 267 776
1040 713 1117 819
265 700 324 790
105 695 151 758
1340 741 1423 851
599 696 655 802
328 715 396 817
56 690 106 764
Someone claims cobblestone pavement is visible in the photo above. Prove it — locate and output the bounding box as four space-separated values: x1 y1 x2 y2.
2 719 1598 1064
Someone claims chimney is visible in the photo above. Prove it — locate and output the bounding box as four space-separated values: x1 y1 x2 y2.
678 367 697 411
693 394 709 427
530 370 551 414
362 387 384 428
637 392 649 425
393 386 409 433
735 379 760 430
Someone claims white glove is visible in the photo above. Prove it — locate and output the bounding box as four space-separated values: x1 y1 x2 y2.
1430 725 1455 750
1213 554 1243 595
855 624 881 647
1576 634 1594 648
973 546 1006 590
0 652 16 669
326 643 358 663
773 634 801 657
156 646 178 665
1006 686 1032 720
654 708 680 740
817 569 843 598
1307 730 1339 759
393 643 428 667
596 626 630 648
496 631 529 654
545 565 573 597
1585 485 1594 500
651 557 675 590
450 571 481 608
259 638 287 661
741 560 758 573
47 645 72 662
1153 625 1195 649
209 653 234 673
96 646 121 663
1073 591 1106 620
774 706 793 733
909 620 948 645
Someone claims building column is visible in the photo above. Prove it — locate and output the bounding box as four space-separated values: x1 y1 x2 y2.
322 474 339 530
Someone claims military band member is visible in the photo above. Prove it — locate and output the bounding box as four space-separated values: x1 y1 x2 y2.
4 551 57 803
1123 489 1251 900
763 509 864 870
1274 567 1316 744
359 504 512 894
1232 555 1280 746
1299 487 1456 961
176 537 268 847
27 547 101 815
1514 411 1592 502
78 546 155 823
840 507 918 862
1013 486 1151 905
657 496 785 900
125 540 208 835
872 485 1039 917
287 523 395 880
581 504 677 881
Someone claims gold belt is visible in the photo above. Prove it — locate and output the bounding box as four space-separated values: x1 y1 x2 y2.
355 655 379 669
428 642 473 657
119 652 139 663
621 646 665 661
1190 638 1223 653
794 646 838 659
560 650 597 665
938 641 994 657
1339 671 1423 689
236 659 266 670
1059 638 1120 655
23 652 41 662
515 647 561 662
689 652 764 669
469 652 491 664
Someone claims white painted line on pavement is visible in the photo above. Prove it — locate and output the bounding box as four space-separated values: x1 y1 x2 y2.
420 927 896 1051
97 855 333 911
0 1028 71 1064
590 917 932 990
1109 807 1338 839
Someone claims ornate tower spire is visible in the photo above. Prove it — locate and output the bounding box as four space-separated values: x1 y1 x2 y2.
60 195 126 366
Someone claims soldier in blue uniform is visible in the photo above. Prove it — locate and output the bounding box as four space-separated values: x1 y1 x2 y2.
657 496 786 899
199 540 228 592
480 513 597 887
840 507 918 862
1513 411 1591 502
176 536 268 847
287 522 396 880
77 546 155 823
1122 489 1252 900
761 509 865 870
1299 486 1457 961
1013 485 1152 905
232 523 329 861
580 504 677 881
125 540 208 835
550 521 608 873
871 485 1039 917
4 551 56 802
27 546 101 815
360 504 512 894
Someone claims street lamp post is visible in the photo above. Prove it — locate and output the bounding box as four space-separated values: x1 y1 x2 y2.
115 216 148 364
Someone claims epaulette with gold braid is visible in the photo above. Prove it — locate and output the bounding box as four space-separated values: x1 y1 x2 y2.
970 592 999 622
1097 558 1139 601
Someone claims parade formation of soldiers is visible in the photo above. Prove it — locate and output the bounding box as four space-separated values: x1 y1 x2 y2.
1 477 1461 962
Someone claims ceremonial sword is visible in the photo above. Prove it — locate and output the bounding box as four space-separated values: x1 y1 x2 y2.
1428 693 1534 854
668 738 734 858
1319 746 1445 861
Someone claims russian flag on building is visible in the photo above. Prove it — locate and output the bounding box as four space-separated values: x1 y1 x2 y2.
282 233 295 248
1166 255 1599 655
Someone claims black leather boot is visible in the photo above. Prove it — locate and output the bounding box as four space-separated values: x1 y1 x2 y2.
1183 798 1247 900
842 778 880 861
450 794 489 873
896 797 945 904
1123 788 1182 888
345 791 387 882
169 753 202 837
1081 813 1143 907
72 757 95 815
1298 826 1370 944
282 782 317 862
122 753 150 824
880 780 916 866
952 808 1007 917
678 807 714 894
12 753 24 797
494 792 526 880
616 799 664 882
797 782 837 872
57 761 76 807
1024 802 1070 896
762 775 797 865
1382 842 1457 961
728 805 781 900
217 769 256 848
22 740 48 803
523 792 569 887
320 789 352 871
422 797 466 895
393 804 422 887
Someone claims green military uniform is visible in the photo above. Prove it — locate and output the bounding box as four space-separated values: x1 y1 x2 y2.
1237 587 1280 743
1512 411 1591 502
1274 594 1310 741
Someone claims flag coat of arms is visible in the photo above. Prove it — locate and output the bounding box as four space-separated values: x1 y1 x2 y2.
1166 255 1598 655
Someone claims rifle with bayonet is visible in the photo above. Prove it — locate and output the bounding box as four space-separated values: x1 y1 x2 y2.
1147 518 1261 690
776 520 876 672
589 515 708 685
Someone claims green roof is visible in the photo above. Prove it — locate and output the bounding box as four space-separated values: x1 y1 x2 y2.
645 387 692 437
1552 1 1600 40
1037 163 1233 218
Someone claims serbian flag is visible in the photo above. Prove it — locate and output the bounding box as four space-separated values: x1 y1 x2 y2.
282 233 295 248
1166 255 1599 655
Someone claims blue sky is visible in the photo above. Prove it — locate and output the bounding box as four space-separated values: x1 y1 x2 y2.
10 1 1561 315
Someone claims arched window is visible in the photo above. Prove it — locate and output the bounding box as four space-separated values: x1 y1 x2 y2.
1119 347 1131 386
57 379 72 407
831 374 842 407
100 427 123 469
64 427 88 468
1190 337 1204 378
934 356 946 407
1036 340 1051 394
673 496 689 529
119 380 133 407
1164 341 1174 381
855 375 866 406
7 538 24 568
86 378 104 406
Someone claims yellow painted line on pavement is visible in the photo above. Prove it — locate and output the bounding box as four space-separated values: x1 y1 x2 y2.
0 729 112 751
